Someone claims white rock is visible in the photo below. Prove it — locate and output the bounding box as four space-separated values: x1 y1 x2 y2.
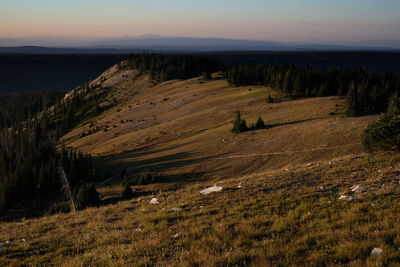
370 247 383 257
173 233 182 239
150 198 160 204
351 184 365 193
200 185 223 195
133 228 142 232
21 239 26 243
339 195 355 201
172 207 182 212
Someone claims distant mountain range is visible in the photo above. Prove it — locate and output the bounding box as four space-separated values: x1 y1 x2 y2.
0 35 400 53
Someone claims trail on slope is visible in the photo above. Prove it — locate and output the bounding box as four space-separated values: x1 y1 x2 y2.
217 143 361 160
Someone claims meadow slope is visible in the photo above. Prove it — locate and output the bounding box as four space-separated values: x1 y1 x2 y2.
1 63 399 266
60 65 375 183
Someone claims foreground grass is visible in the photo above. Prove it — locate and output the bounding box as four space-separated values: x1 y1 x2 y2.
1 154 400 266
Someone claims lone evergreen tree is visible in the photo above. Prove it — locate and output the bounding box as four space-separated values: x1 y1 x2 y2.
255 117 265 129
232 111 248 133
363 92 400 151
121 184 134 200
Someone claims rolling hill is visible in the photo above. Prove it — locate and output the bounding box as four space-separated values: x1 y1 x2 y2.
1 60 400 266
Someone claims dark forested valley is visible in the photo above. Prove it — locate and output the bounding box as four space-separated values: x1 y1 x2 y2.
0 54 125 93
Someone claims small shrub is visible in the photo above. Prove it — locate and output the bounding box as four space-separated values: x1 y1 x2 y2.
74 183 102 210
255 117 265 129
267 94 274 103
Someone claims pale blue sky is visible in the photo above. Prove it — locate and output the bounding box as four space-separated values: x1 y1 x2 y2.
1 0 399 41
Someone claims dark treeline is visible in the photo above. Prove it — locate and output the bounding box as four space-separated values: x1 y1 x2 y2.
0 91 64 130
206 51 400 72
227 64 400 115
124 53 220 82
0 129 97 215
0 87 106 217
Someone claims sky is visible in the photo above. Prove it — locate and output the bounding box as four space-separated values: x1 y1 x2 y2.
0 0 399 42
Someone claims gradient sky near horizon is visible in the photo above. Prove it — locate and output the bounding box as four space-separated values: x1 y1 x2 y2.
1 0 399 41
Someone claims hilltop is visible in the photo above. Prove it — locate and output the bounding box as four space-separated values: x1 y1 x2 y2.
1 60 400 266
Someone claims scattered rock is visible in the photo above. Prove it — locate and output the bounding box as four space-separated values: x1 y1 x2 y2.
133 228 142 232
150 198 160 204
173 233 182 239
339 195 356 201
200 185 223 195
351 184 365 193
370 247 383 257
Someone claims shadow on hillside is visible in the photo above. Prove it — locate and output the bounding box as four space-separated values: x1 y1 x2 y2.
267 118 319 128
96 148 213 187
101 171 205 206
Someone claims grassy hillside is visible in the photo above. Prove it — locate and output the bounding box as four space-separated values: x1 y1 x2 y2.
1 62 399 266
60 65 375 182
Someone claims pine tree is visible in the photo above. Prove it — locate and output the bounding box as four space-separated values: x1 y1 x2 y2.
255 117 265 129
346 83 360 117
121 184 134 200
232 111 248 133
363 93 400 151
